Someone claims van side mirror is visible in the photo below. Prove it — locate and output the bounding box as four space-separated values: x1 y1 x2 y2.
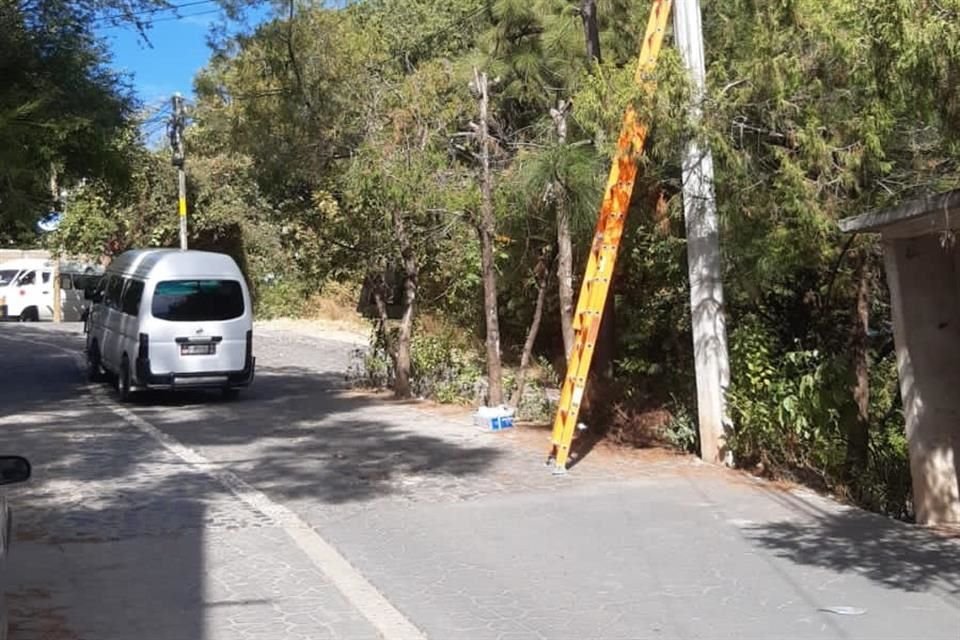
0 456 30 486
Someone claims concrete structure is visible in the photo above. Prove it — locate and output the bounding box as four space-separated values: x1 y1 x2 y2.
841 189 960 525
0 248 50 262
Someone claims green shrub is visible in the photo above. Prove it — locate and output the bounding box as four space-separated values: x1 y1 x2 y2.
410 333 483 403
727 319 846 474
664 397 698 453
255 278 309 319
349 328 484 405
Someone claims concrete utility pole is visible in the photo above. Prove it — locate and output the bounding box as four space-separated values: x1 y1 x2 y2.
169 93 188 250
673 0 732 465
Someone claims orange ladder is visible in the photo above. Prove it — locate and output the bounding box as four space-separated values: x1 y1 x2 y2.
547 0 673 473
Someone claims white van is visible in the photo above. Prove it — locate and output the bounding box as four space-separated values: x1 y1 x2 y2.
0 258 101 322
85 249 255 400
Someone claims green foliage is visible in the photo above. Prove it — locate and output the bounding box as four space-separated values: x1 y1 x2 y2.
0 0 141 241
664 397 697 453
354 326 484 404
727 319 845 472
410 333 484 403
254 278 309 319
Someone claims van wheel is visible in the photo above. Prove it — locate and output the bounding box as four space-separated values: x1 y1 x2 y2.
18 307 38 322
117 356 134 403
87 343 105 382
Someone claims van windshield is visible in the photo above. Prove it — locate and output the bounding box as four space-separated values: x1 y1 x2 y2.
151 280 244 322
0 270 19 287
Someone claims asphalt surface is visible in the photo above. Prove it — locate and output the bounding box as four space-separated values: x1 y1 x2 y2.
0 322 958 640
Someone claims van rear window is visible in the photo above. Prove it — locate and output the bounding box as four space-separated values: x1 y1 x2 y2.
151 280 244 322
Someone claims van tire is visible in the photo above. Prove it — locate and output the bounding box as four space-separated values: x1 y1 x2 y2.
221 388 240 401
18 307 38 322
117 356 134 403
87 343 105 382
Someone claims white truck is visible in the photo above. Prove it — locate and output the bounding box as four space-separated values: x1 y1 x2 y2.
0 258 102 322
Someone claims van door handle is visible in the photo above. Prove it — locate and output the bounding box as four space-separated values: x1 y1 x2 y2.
42 290 49 294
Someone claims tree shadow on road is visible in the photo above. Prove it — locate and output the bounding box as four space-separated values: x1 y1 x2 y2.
127 365 504 506
0 326 502 639
1 322 505 508
743 508 960 598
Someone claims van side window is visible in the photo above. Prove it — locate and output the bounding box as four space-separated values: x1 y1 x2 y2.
42 271 51 284
104 276 124 309
59 273 74 289
16 271 36 286
77 274 102 293
120 280 144 316
93 275 107 300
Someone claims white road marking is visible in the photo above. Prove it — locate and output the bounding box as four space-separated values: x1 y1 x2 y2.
1 332 427 640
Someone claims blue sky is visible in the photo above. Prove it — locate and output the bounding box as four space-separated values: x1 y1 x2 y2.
96 2 272 111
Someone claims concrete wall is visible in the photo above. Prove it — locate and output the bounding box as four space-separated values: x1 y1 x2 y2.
0 249 51 262
883 233 960 524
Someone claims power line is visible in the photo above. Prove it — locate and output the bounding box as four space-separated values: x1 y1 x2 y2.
92 0 220 24
98 7 224 28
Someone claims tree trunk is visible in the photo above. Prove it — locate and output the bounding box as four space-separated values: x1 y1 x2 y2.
556 200 575 360
551 101 576 360
392 212 418 399
286 0 312 111
510 246 554 408
579 5 617 379
474 68 504 406
371 271 398 375
580 0 602 65
846 251 871 475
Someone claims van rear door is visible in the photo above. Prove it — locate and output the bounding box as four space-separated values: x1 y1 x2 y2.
38 271 53 319
60 273 85 321
145 279 250 377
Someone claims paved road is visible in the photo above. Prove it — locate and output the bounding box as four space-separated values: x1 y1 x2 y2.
0 323 958 640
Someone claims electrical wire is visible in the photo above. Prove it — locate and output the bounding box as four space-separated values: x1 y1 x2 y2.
98 7 224 28
92 0 221 24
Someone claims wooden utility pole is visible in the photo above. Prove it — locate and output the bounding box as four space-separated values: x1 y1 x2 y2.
673 0 732 465
473 67 505 406
170 93 188 250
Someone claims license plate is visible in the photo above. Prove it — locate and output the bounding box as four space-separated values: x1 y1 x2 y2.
181 343 216 356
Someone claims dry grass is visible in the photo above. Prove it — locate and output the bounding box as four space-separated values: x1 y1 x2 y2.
302 281 361 319
257 282 371 343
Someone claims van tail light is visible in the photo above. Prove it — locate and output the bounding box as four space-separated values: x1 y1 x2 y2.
245 330 253 366
138 333 149 359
